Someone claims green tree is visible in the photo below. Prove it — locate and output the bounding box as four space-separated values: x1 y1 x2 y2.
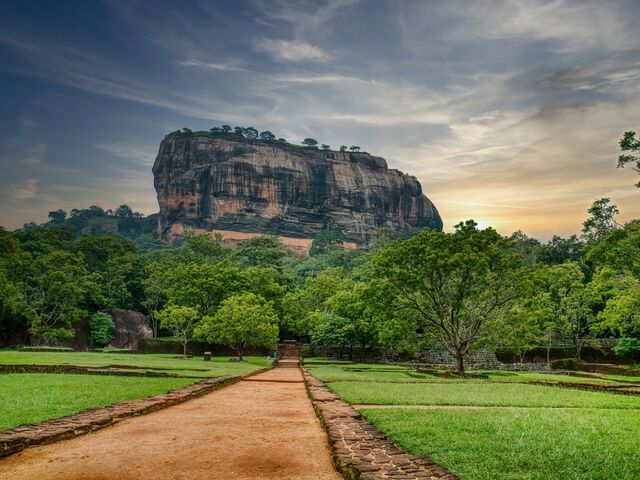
613 338 640 360
165 261 246 317
321 144 331 151
179 229 230 264
309 230 345 256
538 235 583 265
589 267 640 338
115 204 134 218
232 236 286 268
325 281 382 360
220 125 232 133
374 220 524 375
339 145 347 152
196 293 279 360
157 305 199 357
586 221 640 279
244 127 259 139
536 262 594 360
88 312 115 348
259 130 276 141
302 138 318 148
582 198 620 243
22 251 97 344
349 145 360 152
73 233 137 273
47 209 67 224
142 261 171 337
309 310 352 355
510 230 542 268
617 130 640 187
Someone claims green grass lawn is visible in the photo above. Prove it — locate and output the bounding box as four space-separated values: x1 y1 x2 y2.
304 362 631 385
0 373 195 431
0 350 272 377
328 381 640 408
361 408 640 480
307 359 640 480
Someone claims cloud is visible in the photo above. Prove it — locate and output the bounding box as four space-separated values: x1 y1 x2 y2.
6 179 57 204
176 59 250 72
95 142 157 166
20 142 46 166
254 38 329 62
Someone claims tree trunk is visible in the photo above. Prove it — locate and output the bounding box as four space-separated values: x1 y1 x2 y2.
360 339 366 362
236 345 244 361
546 343 551 364
348 345 353 361
182 340 188 358
455 352 465 376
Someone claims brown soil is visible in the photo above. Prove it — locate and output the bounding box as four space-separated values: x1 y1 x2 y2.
0 368 342 480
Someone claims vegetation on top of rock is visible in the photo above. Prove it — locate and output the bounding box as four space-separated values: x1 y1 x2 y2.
166 125 368 154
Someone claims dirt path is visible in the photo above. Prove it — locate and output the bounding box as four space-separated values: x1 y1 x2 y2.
0 368 342 480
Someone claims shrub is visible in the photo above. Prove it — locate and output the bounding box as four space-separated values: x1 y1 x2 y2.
613 338 640 360
89 312 115 348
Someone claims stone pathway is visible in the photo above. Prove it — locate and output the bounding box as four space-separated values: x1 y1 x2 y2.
304 371 460 480
0 368 342 480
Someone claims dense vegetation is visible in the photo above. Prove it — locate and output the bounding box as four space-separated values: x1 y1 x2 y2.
1 133 639 372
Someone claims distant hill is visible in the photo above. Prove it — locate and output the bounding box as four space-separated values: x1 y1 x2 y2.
28 206 162 250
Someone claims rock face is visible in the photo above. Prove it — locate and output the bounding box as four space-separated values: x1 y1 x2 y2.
110 309 153 350
153 133 442 245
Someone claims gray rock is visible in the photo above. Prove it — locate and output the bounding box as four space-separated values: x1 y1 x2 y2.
153 133 442 245
110 309 152 350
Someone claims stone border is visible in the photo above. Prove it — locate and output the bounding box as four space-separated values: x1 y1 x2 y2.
0 366 272 458
528 380 640 396
303 369 460 480
0 364 204 378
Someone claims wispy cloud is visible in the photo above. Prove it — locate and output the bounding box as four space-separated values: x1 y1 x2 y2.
20 142 46 166
177 59 250 72
95 142 157 166
253 38 329 62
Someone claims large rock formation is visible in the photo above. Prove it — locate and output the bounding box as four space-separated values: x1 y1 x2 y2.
153 132 442 245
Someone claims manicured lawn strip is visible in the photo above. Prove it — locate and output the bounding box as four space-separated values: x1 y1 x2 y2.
480 371 619 384
328 382 640 409
0 373 195 430
361 408 640 480
0 351 271 377
305 364 438 383
305 361 628 385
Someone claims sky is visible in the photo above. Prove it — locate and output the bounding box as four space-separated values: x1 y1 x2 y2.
1 0 639 240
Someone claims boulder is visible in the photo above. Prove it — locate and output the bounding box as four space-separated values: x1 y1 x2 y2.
110 309 153 350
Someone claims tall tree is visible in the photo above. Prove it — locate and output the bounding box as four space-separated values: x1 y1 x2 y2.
374 220 524 374
582 198 620 243
156 305 199 357
22 252 97 344
196 293 279 360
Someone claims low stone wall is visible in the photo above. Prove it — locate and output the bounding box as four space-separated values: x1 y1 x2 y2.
303 370 459 480
0 366 272 458
0 364 203 378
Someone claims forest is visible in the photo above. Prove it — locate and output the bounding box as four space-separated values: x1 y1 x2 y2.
1 194 639 373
